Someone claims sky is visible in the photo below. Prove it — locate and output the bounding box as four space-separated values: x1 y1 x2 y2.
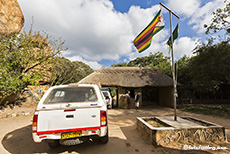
17 0 226 70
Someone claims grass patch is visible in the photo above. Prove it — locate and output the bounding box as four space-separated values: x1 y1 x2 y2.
180 106 230 117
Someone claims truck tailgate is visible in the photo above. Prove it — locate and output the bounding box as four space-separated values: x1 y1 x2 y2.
37 108 100 134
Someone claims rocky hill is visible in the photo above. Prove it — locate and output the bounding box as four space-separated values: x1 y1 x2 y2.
0 0 24 35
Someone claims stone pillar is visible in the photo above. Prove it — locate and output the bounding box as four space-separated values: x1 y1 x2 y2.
118 87 126 109
134 88 142 108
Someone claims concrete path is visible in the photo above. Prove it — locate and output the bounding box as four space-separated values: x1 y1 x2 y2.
156 116 207 129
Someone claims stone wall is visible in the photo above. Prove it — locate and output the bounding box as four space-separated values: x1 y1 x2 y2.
136 117 226 146
156 128 226 145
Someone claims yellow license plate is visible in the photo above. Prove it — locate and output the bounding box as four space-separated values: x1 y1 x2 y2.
61 131 82 139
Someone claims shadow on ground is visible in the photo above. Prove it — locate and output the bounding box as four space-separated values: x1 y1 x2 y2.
2 124 212 154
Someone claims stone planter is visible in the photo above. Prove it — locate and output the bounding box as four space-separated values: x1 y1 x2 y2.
136 116 226 146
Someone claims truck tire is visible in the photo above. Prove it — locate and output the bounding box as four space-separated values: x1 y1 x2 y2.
100 130 109 144
48 140 60 148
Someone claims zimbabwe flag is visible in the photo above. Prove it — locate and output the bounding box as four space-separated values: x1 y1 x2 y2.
133 9 164 53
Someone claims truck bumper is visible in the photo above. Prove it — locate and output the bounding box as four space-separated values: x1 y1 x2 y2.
33 127 107 142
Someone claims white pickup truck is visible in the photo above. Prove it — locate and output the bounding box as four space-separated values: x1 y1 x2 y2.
32 84 108 148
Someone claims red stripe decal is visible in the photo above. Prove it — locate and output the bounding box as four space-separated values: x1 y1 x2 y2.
37 126 101 135
39 136 47 139
64 109 76 112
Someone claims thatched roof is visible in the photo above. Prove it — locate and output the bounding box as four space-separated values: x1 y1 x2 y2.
79 67 174 87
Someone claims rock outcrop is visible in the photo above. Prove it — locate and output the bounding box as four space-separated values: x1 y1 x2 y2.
0 0 24 35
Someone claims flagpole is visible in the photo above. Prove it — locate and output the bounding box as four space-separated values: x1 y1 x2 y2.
170 11 177 121
160 3 179 121
160 3 180 18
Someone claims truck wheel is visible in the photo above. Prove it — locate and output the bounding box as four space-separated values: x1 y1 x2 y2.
48 140 60 148
100 131 109 144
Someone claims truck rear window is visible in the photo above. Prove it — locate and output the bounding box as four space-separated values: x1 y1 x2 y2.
44 87 97 104
102 92 109 97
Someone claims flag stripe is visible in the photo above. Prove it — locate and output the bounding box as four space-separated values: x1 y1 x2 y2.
136 33 153 49
136 26 165 51
138 42 151 53
135 32 153 48
133 18 159 45
134 21 158 46
133 10 161 43
152 26 164 36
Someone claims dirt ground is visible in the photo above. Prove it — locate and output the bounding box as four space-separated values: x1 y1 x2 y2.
0 105 230 154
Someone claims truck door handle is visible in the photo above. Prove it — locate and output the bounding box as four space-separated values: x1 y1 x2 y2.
66 115 74 118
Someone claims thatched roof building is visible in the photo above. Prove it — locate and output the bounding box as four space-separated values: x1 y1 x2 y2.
79 67 174 87
79 67 174 108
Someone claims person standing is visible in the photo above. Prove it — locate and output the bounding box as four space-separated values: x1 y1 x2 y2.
126 91 130 109
135 91 140 110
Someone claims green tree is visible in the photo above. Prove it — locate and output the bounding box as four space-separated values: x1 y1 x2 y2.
0 31 64 105
176 55 192 93
111 62 128 67
50 57 93 85
204 0 230 35
112 52 171 76
189 40 230 93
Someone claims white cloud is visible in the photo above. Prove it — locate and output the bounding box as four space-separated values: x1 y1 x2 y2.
174 37 199 59
188 0 226 33
127 5 160 34
66 53 102 70
166 0 201 17
18 0 168 64
18 0 133 62
17 0 206 69
166 0 226 34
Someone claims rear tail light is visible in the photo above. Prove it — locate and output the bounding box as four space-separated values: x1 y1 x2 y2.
32 114 38 133
106 98 110 103
100 110 107 127
91 131 96 133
